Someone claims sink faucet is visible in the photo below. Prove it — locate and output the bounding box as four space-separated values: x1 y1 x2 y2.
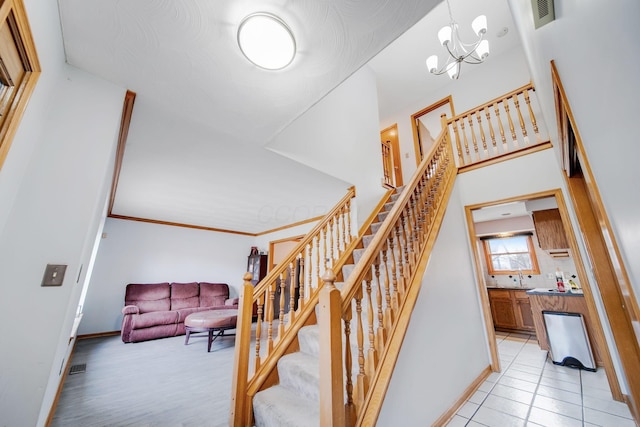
518 270 524 287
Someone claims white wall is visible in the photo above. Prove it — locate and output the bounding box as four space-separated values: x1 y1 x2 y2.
267 66 386 229
508 0 640 302
0 1 125 425
378 182 489 425
80 218 254 334
379 47 532 183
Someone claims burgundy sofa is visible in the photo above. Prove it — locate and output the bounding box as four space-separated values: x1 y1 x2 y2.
121 282 238 343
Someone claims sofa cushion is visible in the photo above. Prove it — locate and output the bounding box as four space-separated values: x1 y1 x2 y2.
125 283 171 313
175 307 203 323
199 283 229 307
170 282 200 310
129 324 178 342
133 311 179 329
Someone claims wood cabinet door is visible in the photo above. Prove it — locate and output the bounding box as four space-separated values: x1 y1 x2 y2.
489 292 517 329
532 208 569 250
514 292 536 332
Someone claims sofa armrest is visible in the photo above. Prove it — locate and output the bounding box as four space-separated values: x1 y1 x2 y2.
225 297 239 306
122 305 140 315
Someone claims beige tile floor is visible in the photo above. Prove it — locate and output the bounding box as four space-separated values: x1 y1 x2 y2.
446 332 635 427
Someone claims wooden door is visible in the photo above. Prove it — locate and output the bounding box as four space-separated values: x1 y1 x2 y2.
380 124 403 188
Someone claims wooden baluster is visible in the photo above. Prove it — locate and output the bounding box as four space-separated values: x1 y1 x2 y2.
346 198 352 242
394 222 406 302
513 93 528 144
278 272 286 337
476 111 488 157
315 235 321 286
504 97 518 148
385 235 396 325
451 118 464 166
267 282 275 354
328 219 334 267
378 245 389 347
307 243 313 294
523 89 540 142
369 258 386 358
322 226 328 270
401 211 412 288
355 285 368 408
343 308 355 425
485 106 498 154
467 115 479 161
255 292 264 371
495 102 507 152
298 256 305 310
458 119 470 166
318 270 345 426
339 206 346 252
288 261 296 324
371 259 381 363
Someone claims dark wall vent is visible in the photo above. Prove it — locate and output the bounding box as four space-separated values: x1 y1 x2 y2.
532 0 555 29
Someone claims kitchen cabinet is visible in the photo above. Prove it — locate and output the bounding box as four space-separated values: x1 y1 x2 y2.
532 208 569 251
487 288 536 333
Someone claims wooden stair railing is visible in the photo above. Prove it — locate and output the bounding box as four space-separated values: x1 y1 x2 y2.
449 82 551 171
319 121 457 426
230 186 358 426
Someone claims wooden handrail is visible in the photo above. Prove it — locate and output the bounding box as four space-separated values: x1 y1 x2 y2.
452 82 534 120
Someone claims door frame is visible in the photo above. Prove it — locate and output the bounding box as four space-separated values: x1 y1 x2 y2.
552 60 640 418
464 189 622 401
411 95 455 165
380 123 403 188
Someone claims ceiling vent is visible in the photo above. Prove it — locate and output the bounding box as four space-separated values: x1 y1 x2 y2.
531 0 555 29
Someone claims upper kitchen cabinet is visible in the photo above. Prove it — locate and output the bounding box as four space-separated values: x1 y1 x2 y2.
532 208 569 254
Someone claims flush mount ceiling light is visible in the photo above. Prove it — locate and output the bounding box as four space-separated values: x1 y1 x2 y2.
237 13 296 70
426 0 489 80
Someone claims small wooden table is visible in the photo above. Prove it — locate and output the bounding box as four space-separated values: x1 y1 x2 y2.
184 309 238 352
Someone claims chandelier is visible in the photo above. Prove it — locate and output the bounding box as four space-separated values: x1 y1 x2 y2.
426 0 489 80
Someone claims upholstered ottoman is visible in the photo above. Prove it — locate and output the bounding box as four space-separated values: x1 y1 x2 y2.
184 309 238 352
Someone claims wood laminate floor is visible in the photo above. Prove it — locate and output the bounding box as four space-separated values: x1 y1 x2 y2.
52 332 237 427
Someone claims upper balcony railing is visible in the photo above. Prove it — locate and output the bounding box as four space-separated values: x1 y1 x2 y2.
447 82 550 171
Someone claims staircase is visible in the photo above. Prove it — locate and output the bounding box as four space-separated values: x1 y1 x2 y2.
231 83 546 426
251 189 403 427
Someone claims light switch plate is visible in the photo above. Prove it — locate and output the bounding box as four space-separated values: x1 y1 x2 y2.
42 264 67 287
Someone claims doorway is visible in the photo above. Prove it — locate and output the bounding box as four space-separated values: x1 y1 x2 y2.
552 61 640 418
411 96 455 164
465 189 623 402
380 124 403 188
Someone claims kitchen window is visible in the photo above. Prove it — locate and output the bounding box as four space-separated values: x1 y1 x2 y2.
482 233 540 275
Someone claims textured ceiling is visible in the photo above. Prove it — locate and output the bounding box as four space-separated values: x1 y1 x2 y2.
57 0 519 234
59 0 441 145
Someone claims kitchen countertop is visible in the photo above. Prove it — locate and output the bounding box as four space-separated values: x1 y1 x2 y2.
486 286 534 291
526 287 584 296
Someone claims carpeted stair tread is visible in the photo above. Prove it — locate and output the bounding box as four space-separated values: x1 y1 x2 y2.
277 352 320 401
253 385 319 427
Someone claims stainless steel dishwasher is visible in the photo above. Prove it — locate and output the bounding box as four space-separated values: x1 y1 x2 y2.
543 311 596 372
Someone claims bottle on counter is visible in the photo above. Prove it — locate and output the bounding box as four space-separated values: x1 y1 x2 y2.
555 268 565 292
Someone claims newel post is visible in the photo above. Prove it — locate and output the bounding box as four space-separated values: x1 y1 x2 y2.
229 272 255 427
319 270 345 426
